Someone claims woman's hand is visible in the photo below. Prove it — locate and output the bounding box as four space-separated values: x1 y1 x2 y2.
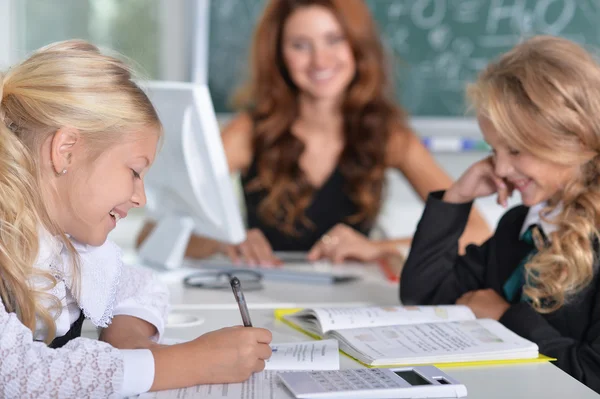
150 326 273 391
307 224 383 263
443 156 514 207
456 289 510 320
220 228 282 267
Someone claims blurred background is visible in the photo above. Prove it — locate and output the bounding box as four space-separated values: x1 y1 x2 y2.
1 0 599 244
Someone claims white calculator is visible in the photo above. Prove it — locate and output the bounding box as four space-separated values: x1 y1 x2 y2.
278 365 467 398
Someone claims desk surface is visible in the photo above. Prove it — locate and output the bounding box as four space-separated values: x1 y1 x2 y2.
166 272 399 309
123 261 599 398
160 308 600 399
108 222 598 398
124 252 401 308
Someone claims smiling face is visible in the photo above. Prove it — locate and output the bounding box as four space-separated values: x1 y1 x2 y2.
478 115 579 206
53 128 159 246
281 5 356 103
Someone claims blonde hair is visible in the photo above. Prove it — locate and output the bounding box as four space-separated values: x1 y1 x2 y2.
468 35 600 313
0 40 160 342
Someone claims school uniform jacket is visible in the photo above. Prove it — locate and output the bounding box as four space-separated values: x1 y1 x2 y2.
0 229 170 398
400 191 600 393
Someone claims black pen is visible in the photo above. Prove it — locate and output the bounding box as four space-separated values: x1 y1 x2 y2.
230 276 253 327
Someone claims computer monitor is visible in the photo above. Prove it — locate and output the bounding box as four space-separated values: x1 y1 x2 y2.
138 81 246 269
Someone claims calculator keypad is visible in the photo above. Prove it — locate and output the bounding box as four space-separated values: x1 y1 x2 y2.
307 370 405 392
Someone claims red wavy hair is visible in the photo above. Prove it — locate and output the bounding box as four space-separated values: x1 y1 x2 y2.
235 0 407 234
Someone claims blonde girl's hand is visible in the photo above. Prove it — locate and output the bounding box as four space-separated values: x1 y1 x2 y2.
443 156 514 207
191 326 272 383
191 327 272 384
307 224 382 263
150 326 273 391
220 228 282 267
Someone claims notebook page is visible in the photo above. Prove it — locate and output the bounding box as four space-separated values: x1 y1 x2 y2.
139 371 294 399
265 340 339 370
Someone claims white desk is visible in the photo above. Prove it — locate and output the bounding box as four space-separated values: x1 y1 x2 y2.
159 308 600 399
119 248 400 308
164 269 399 309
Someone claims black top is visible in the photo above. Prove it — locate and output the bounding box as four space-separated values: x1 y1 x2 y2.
401 191 600 393
48 312 86 349
241 159 371 251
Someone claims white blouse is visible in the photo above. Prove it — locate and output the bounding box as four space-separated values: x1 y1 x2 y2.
0 230 170 398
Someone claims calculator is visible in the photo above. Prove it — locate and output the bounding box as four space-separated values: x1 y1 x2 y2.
277 365 467 398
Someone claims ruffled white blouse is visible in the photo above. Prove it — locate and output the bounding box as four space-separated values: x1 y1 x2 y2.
0 230 170 398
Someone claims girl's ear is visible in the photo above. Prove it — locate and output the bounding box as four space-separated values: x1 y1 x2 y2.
49 127 81 176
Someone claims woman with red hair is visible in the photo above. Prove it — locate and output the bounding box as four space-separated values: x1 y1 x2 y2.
139 0 490 265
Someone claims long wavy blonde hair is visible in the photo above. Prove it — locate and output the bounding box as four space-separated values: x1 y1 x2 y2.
468 35 600 313
0 40 160 342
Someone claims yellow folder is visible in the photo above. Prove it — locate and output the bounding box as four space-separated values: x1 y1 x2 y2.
273 308 555 368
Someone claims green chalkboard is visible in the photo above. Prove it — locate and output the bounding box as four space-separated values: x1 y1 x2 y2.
208 0 600 116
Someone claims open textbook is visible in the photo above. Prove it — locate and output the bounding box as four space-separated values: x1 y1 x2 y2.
276 305 549 367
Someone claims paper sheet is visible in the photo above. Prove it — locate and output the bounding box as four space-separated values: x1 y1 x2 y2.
265 339 339 370
138 371 294 399
139 340 339 398
159 338 339 371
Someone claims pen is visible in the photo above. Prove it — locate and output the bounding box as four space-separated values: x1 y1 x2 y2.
230 276 253 327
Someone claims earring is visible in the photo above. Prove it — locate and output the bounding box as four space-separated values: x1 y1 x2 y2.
51 153 70 177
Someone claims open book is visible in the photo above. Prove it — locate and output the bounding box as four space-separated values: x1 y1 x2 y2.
276 305 549 367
